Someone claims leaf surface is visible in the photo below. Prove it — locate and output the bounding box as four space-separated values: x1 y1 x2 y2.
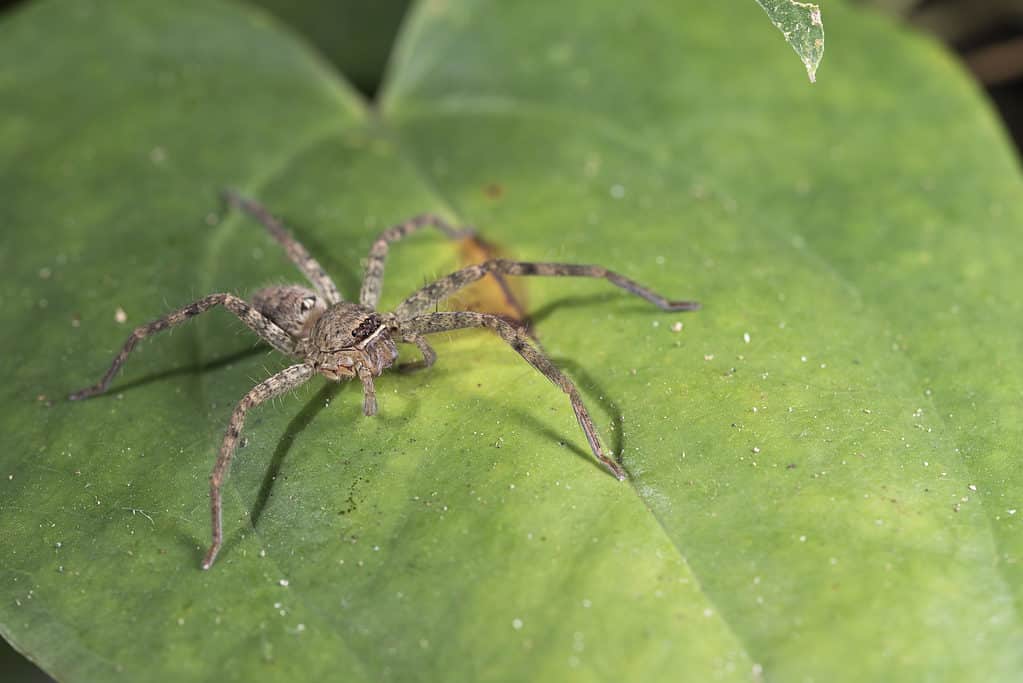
1 1 1021 681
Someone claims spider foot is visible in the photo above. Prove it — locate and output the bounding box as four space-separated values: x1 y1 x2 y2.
67 385 103 401
201 543 220 570
602 458 628 481
220 188 244 210
363 394 378 417
665 300 701 312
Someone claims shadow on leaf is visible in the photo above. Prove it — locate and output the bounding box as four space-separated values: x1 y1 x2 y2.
250 380 345 529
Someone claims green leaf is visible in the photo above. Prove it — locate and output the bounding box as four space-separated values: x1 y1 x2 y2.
247 0 410 93
2 0 1022 681
754 0 825 81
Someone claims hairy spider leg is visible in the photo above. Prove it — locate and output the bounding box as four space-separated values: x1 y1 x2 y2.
395 333 437 373
394 259 701 320
359 213 477 309
68 293 296 401
400 312 627 480
203 363 316 569
223 190 343 305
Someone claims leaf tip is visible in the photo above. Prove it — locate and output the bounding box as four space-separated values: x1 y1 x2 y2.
756 0 825 82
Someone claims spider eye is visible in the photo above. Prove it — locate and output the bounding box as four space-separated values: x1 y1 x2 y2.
351 314 382 340
300 296 316 313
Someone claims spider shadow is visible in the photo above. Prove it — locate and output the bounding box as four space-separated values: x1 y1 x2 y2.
94 346 267 396
248 380 345 530
502 355 628 478
202 366 423 564
187 379 366 568
525 292 656 329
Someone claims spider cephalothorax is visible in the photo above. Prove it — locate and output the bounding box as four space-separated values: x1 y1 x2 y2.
70 191 699 569
301 304 398 414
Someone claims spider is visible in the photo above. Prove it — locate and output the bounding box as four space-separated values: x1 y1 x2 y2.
69 191 700 569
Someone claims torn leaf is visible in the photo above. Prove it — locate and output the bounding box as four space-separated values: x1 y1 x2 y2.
755 0 825 82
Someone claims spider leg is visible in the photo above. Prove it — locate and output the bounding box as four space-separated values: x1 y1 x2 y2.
359 214 476 308
394 259 701 320
203 363 316 569
68 293 297 401
399 312 626 480
356 364 378 416
223 190 342 304
397 334 437 374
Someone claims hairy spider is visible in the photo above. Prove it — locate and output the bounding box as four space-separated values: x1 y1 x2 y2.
69 191 700 569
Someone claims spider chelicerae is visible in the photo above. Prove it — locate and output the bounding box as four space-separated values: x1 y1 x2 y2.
69 191 700 569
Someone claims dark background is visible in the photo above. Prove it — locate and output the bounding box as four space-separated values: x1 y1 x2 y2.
1 0 1020 679
883 0 1023 151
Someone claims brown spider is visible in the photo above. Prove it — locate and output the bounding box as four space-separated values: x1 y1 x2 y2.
69 191 700 569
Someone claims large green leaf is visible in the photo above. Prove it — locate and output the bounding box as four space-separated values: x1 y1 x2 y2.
2 1 1021 681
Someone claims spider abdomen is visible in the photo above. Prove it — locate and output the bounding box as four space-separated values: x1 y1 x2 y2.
251 285 327 339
